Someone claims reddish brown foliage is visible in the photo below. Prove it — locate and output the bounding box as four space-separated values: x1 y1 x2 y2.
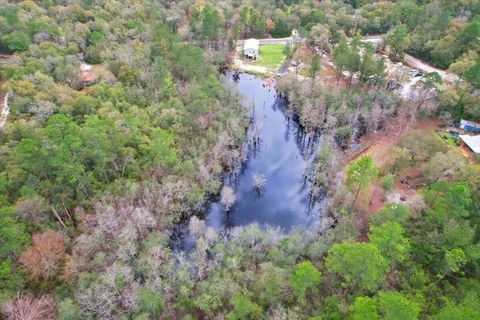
265 18 276 31
19 230 66 281
1 295 56 320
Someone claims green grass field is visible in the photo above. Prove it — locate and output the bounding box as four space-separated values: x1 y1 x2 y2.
435 130 458 147
251 44 285 69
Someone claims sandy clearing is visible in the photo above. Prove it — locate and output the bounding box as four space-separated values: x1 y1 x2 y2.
232 57 269 74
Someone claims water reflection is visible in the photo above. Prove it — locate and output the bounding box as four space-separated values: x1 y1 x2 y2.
206 72 321 229
172 72 324 251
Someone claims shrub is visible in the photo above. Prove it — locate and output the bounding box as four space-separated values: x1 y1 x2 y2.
137 287 164 316
1 32 30 52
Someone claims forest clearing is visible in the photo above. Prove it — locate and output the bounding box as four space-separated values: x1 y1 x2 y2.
253 43 286 69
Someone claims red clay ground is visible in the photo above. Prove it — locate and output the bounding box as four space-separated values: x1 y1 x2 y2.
343 116 439 167
294 46 441 238
293 44 349 89
345 116 440 239
318 54 349 89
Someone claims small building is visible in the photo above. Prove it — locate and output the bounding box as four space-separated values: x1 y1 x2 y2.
459 119 480 133
459 134 480 154
243 38 259 59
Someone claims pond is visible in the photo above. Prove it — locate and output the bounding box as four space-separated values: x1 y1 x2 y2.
173 72 323 249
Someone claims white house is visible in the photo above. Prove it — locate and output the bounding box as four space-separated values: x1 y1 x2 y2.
243 38 259 59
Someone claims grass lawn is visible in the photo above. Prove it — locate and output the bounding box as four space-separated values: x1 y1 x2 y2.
435 130 458 146
251 44 285 69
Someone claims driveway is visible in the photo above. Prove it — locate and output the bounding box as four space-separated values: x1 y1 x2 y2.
403 54 458 82
236 37 292 46
356 35 459 82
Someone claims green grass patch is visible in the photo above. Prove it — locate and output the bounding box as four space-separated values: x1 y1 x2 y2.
435 130 458 146
251 44 285 69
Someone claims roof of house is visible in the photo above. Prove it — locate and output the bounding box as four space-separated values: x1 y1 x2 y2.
459 134 480 153
244 38 259 51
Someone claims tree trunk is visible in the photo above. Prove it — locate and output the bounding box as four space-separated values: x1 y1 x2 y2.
347 73 353 89
369 185 378 205
51 207 67 229
392 161 397 174
351 185 361 210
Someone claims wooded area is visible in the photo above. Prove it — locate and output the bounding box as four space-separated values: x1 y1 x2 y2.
0 0 479 319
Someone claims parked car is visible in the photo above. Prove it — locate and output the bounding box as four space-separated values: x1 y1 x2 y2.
448 130 459 137
413 71 423 77
408 69 423 77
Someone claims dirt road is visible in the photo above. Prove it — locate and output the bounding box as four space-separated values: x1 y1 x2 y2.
403 54 459 82
236 37 292 46
358 35 459 82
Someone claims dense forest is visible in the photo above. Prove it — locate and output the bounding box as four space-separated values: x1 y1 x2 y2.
0 0 479 319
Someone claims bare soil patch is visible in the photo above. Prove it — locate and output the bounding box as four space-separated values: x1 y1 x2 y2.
294 44 348 89
318 54 349 89
347 118 439 238
343 117 439 166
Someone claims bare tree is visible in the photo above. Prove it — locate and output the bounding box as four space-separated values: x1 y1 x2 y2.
408 72 442 122
252 172 266 191
2 295 56 320
189 216 206 238
220 186 236 211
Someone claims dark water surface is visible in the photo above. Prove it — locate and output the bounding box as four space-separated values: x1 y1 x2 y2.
205 72 320 230
172 72 321 250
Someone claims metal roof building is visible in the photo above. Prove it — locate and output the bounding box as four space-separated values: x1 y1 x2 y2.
243 38 259 59
459 119 480 133
459 134 480 153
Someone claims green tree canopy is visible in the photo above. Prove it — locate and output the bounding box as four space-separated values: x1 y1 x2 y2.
429 291 480 320
376 291 421 320
2 32 30 52
346 155 380 208
351 296 378 320
384 25 410 61
0 207 28 297
200 5 223 41
290 260 322 301
325 242 388 292
226 293 261 320
369 221 410 264
137 287 164 317
370 203 410 226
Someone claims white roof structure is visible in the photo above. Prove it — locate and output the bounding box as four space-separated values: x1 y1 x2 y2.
459 134 480 153
460 119 480 128
244 38 259 51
